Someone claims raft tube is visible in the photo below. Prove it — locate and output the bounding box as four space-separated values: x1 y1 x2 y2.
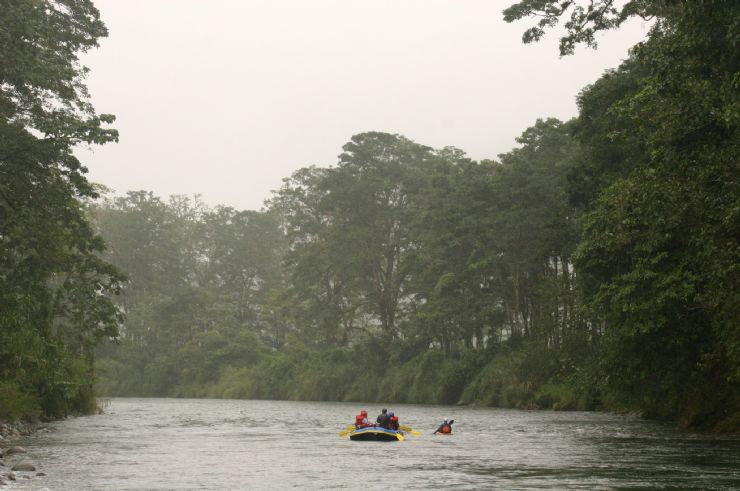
349 426 403 441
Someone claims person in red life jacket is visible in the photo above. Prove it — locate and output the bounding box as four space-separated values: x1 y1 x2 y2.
354 409 370 428
433 417 454 434
388 413 400 431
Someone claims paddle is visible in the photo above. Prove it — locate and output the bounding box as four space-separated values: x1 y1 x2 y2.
398 425 420 436
338 424 356 437
396 431 405 442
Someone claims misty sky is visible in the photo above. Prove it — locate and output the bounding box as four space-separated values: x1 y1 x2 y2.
78 0 649 211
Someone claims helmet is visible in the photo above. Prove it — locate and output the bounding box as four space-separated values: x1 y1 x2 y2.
361 410 367 415
388 412 394 417
382 408 387 413
443 418 448 422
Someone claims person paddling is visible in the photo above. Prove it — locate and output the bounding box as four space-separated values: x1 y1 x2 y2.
433 417 454 435
376 408 390 428
354 409 370 429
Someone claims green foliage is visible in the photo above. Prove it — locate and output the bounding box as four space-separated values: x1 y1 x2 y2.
90 193 284 398
269 133 439 344
378 350 484 405
459 350 528 407
2 0 735 435
713 410 740 434
0 381 41 421
88 0 739 433
569 0 740 427
231 356 297 400
503 0 678 56
0 0 123 421
532 383 576 411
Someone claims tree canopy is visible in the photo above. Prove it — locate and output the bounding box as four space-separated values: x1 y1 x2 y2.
2 0 737 431
0 0 122 419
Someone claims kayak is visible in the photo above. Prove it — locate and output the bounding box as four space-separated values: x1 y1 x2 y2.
349 426 404 441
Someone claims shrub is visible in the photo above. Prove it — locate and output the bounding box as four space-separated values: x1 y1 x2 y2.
0 381 41 421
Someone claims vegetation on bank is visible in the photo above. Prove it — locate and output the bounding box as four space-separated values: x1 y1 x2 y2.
93 1 739 431
2 1 738 432
0 1 123 421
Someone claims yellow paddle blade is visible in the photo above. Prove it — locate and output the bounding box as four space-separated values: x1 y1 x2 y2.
339 425 356 437
399 425 420 436
396 431 405 441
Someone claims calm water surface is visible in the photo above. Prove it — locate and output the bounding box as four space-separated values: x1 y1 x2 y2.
7 398 740 490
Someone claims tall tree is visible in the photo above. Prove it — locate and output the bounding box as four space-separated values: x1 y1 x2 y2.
269 166 359 346
0 0 122 418
270 133 439 344
199 206 286 344
326 132 433 335
492 119 580 346
507 0 740 425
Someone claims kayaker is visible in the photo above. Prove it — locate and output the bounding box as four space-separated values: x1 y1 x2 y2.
433 418 454 435
388 413 400 431
376 408 389 427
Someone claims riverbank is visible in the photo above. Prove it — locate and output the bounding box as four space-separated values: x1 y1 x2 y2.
108 346 739 433
0 420 40 441
0 421 46 486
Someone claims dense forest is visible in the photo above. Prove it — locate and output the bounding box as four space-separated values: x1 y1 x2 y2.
2 1 738 431
0 0 123 420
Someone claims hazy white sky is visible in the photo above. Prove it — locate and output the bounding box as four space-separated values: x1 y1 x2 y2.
78 0 649 211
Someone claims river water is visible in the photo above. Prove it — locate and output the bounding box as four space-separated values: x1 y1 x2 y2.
6 398 740 490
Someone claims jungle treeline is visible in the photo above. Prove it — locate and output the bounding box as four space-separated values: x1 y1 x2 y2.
2 1 738 430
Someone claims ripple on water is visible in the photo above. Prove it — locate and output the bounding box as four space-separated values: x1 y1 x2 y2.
8 399 740 490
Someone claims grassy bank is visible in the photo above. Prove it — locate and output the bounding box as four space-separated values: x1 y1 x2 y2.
101 338 740 433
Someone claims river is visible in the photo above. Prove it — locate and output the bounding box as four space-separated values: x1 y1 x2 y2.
6 398 740 490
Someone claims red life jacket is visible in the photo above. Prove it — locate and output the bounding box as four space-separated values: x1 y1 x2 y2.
355 415 364 426
440 424 452 434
